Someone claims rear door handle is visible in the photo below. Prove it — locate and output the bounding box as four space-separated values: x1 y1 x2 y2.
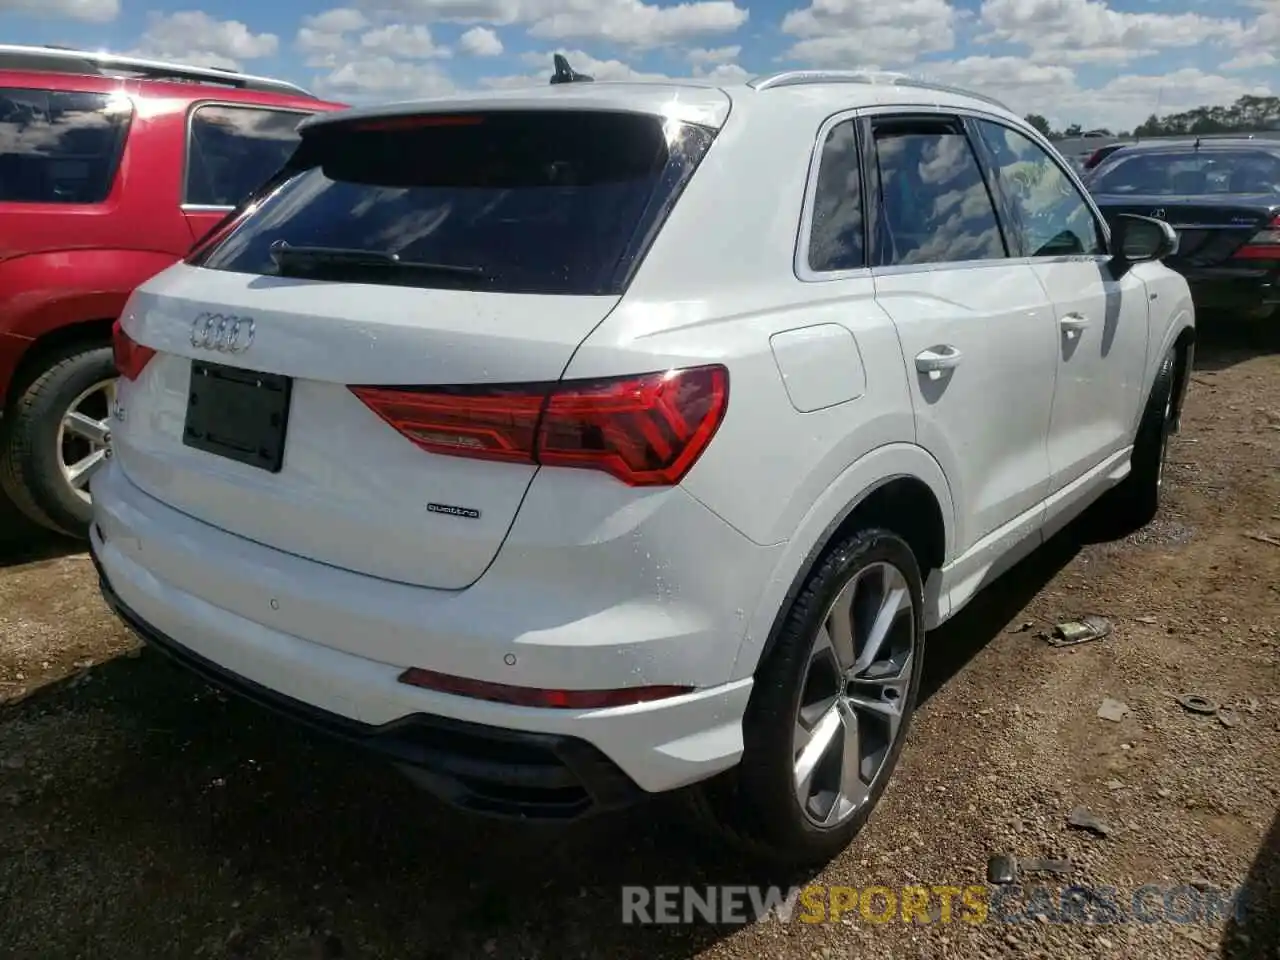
915 345 963 379
1060 313 1091 339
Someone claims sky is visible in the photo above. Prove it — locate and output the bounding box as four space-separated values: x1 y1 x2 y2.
0 0 1276 130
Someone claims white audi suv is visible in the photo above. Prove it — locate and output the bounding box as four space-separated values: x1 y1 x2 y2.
92 67 1195 865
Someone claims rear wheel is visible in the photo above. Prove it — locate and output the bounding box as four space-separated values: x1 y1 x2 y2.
0 344 116 538
691 528 926 866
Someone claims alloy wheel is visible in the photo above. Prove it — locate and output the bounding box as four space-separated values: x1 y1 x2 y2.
792 560 917 828
56 378 116 505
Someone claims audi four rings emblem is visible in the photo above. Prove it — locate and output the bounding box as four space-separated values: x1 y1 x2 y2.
190 312 256 353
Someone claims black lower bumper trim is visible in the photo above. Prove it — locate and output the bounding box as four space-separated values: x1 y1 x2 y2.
89 541 645 820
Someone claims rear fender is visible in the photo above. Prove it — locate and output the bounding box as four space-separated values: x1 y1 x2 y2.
729 442 955 682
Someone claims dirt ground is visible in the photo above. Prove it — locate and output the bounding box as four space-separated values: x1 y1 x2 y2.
1 328 1277 960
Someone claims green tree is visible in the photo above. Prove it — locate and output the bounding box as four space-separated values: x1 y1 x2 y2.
1024 113 1053 138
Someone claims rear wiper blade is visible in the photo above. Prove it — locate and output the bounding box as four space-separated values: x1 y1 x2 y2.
269 241 486 276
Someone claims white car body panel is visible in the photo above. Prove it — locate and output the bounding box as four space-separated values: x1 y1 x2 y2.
92 74 1195 804
1035 259 1151 493
117 267 620 589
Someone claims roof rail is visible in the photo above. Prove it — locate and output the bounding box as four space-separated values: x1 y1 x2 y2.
748 70 1012 112
0 43 315 98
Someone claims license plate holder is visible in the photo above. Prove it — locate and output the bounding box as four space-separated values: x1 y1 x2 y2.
183 360 292 473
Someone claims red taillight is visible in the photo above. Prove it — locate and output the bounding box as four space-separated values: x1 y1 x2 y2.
350 365 729 487
1234 216 1280 260
111 320 156 381
398 667 692 709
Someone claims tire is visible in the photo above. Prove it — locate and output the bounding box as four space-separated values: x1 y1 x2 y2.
1090 346 1177 537
0 344 116 538
690 528 927 866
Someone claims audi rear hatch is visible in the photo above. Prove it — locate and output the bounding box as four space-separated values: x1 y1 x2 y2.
110 101 722 590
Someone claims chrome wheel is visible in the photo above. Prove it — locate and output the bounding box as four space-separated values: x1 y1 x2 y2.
792 560 916 828
56 378 115 504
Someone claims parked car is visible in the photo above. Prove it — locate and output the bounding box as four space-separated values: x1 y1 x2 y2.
0 44 344 536
1088 137 1280 321
91 66 1195 865
1081 141 1129 171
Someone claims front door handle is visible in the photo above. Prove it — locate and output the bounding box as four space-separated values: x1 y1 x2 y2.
1060 313 1091 339
915 345 963 380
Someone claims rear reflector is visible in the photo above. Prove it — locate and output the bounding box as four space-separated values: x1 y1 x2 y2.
111 321 156 381
350 364 729 487
398 667 693 709
1235 216 1280 260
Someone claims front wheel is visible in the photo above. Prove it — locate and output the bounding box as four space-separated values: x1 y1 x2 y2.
0 344 116 538
1090 346 1177 537
692 528 926 866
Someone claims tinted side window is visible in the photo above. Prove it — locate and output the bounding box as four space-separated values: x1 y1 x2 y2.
808 120 865 272
976 120 1104 257
0 88 132 204
872 119 1007 266
186 106 307 207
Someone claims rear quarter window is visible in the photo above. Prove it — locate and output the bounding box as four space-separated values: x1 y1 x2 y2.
185 104 311 208
192 110 716 296
0 88 132 204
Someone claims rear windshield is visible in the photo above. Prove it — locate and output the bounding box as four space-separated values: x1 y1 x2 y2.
1091 149 1280 196
193 110 715 296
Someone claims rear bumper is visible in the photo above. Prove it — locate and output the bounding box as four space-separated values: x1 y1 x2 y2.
1183 272 1280 316
92 546 644 819
89 461 758 812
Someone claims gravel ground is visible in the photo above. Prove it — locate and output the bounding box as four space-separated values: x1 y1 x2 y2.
1 328 1277 960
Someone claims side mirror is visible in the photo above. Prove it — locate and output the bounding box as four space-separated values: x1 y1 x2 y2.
1111 213 1178 269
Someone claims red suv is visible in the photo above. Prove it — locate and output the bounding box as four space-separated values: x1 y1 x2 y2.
0 45 344 536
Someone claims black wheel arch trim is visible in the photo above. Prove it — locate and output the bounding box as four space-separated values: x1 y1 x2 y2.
753 470 947 671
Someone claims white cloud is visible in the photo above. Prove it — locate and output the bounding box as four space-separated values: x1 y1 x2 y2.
696 61 749 82
500 48 673 85
360 0 748 46
129 11 278 70
781 0 957 66
458 25 504 56
486 47 748 88
297 7 368 57
1222 51 1278 72
313 55 455 99
0 0 117 22
686 44 740 64
528 0 747 47
298 8 452 89
360 24 450 58
978 0 1246 65
922 56 1272 132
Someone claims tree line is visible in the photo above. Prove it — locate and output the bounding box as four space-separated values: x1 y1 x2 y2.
1023 94 1280 140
